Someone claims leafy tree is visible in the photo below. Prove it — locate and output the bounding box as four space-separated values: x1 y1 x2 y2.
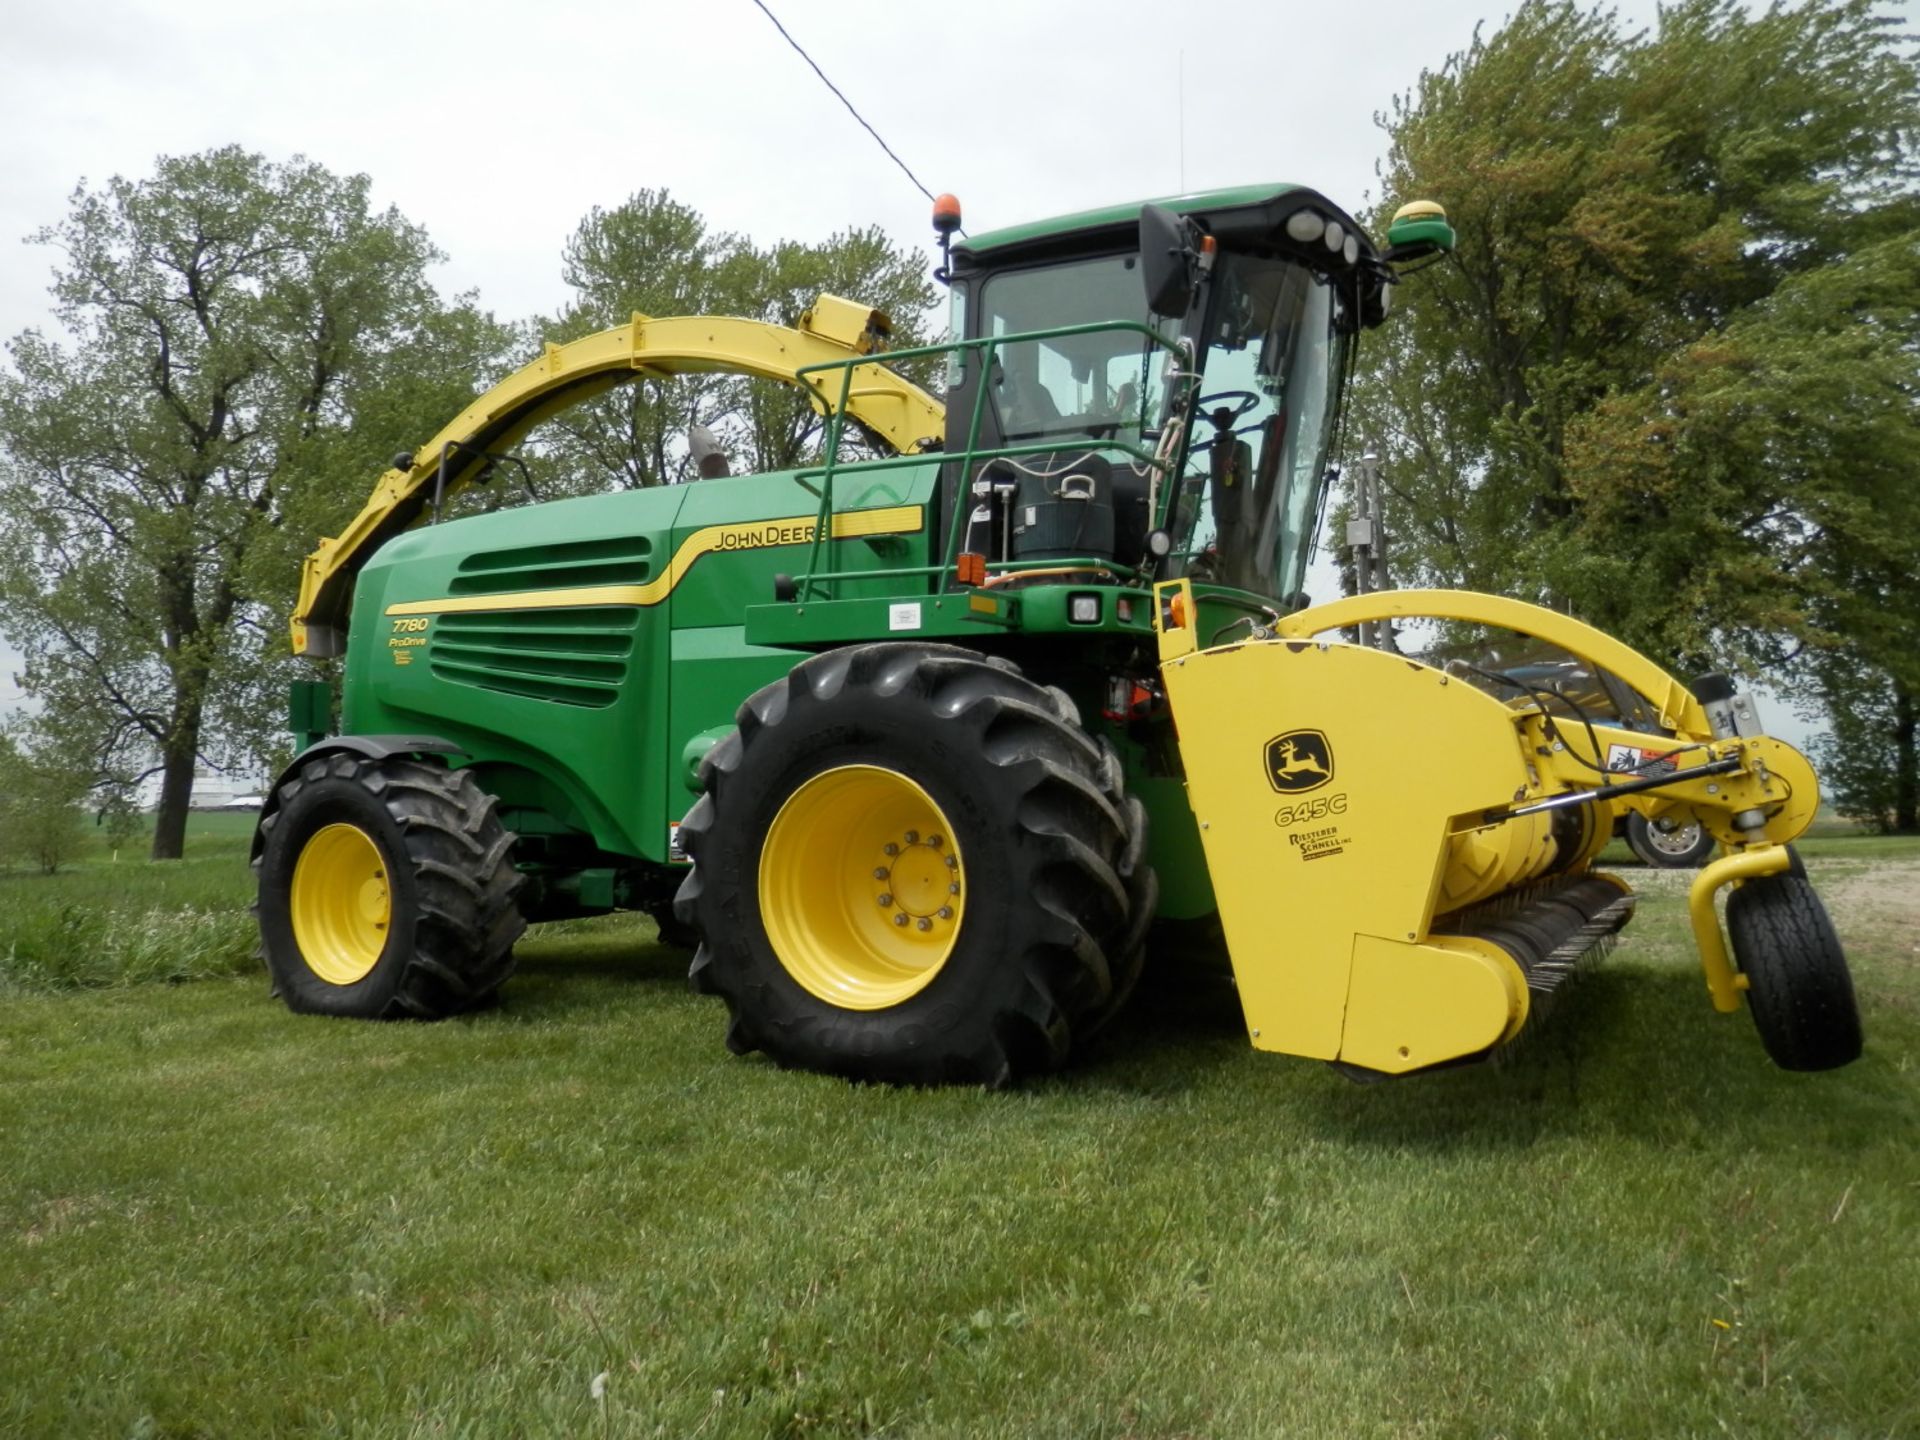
527 188 937 498
1353 0 1920 824
0 730 90 874
95 787 148 855
1810 652 1918 832
728 228 942 472
0 147 513 858
1566 236 1920 829
1561 237 1920 640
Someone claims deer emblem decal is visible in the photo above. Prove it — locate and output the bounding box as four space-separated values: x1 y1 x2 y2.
1264 729 1334 794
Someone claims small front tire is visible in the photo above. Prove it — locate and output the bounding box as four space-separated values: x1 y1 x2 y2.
255 754 524 1019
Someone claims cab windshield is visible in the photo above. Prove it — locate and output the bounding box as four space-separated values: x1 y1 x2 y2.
975 253 1176 446
1174 255 1347 600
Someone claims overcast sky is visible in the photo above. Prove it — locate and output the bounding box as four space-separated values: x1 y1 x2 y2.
1 0 1713 343
5 0 1901 736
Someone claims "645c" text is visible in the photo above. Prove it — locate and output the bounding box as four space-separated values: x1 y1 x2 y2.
1273 792 1348 828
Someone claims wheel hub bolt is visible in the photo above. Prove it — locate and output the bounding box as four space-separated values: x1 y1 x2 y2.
945 855 958 870
949 881 960 895
904 829 919 844
893 913 909 927
884 843 899 856
938 906 953 920
917 917 932 932
877 893 893 907
929 835 943 849
873 866 889 880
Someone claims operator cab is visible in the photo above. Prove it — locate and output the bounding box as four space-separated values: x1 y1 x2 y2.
941 184 1402 607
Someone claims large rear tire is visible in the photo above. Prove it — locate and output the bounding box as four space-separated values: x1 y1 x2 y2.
255 754 524 1018
1726 872 1862 1071
674 643 1153 1086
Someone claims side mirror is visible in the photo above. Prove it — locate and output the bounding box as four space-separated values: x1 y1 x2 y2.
1139 204 1197 318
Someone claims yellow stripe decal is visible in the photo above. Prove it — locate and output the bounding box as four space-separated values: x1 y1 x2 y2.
385 505 923 617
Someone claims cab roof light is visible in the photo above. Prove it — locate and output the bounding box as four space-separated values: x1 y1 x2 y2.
1285 210 1326 244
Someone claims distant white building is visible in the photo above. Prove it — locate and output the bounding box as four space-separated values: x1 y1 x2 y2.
136 765 269 810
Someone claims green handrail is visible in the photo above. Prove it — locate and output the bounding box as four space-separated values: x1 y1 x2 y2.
788 319 1196 601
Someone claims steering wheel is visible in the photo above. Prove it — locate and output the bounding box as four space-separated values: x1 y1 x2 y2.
1197 390 1261 423
1190 390 1264 452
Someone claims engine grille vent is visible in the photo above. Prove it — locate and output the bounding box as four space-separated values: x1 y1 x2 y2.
428 609 639 709
448 533 654 596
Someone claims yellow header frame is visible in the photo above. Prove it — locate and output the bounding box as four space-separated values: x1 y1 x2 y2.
1275 589 1713 736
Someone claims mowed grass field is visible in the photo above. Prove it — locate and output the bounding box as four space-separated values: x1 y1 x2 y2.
2 818 1916 1438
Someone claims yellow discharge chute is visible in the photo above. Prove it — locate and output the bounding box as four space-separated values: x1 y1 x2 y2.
292 294 946 657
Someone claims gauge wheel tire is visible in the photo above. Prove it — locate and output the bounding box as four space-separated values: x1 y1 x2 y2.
1625 811 1717 868
673 642 1154 1087
1726 872 1862 1071
254 754 524 1019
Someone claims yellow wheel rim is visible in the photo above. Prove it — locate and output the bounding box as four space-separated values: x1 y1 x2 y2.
759 765 966 1010
290 823 392 986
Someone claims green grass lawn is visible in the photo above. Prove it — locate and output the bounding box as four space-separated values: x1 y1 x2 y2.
1 832 1916 1437
0 812 259 990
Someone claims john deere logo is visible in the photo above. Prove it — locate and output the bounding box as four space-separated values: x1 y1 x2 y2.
1265 729 1334 794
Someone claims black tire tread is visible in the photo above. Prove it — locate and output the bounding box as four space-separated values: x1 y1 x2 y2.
254 755 523 1019
645 901 701 951
674 643 1153 1085
1726 872 1862 1071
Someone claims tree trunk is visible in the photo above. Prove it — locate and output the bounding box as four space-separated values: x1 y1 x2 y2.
151 735 198 860
1895 679 1917 835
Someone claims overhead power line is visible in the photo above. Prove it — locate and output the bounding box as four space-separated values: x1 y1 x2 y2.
747 0 939 208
